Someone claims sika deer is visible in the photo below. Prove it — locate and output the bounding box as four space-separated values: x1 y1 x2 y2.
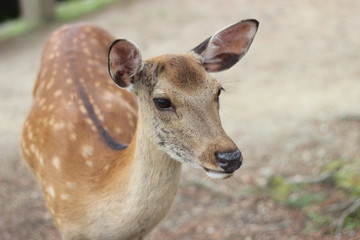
21 20 258 240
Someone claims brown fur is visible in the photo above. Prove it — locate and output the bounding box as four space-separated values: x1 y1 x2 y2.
22 23 140 238
20 21 252 239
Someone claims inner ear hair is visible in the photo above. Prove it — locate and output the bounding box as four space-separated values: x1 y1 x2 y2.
108 39 143 89
190 19 259 72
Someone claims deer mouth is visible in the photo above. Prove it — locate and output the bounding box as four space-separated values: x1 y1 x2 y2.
202 167 233 179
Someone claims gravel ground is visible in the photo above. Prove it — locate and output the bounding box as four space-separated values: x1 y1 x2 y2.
1 0 360 239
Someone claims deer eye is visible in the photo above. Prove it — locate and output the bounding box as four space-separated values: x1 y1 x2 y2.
153 98 174 111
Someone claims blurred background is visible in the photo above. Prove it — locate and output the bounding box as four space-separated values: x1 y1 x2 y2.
0 0 359 239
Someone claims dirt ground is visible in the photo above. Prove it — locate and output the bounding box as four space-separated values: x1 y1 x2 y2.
1 0 360 239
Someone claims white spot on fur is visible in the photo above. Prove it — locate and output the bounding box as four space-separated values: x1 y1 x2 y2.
47 185 56 198
28 131 33 140
86 160 94 167
126 112 133 121
48 104 55 111
89 96 95 104
35 149 41 160
83 47 91 56
70 133 77 141
90 38 99 45
79 105 86 114
54 90 62 97
49 117 55 126
40 67 48 78
46 78 55 90
54 122 65 130
81 145 93 158
94 105 101 115
85 118 93 126
56 218 62 226
66 182 77 189
86 66 93 73
60 194 70 200
52 156 61 170
38 97 46 106
30 144 36 153
115 127 122 134
106 103 112 109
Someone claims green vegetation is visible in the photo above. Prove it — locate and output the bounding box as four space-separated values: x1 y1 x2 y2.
345 215 360 230
0 0 121 41
344 209 360 230
56 0 120 21
267 175 297 201
0 19 36 40
304 212 333 234
266 159 360 235
288 192 327 208
334 164 360 196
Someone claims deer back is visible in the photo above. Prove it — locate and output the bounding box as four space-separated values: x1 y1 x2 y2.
21 23 138 225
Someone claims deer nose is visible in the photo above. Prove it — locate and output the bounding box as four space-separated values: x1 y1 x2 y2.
215 150 242 173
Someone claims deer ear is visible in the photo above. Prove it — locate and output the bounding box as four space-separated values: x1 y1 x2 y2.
192 19 259 72
108 39 143 89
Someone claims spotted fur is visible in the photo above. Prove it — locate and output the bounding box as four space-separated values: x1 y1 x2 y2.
21 20 258 240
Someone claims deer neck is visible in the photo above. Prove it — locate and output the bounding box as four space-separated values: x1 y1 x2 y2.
130 112 182 192
120 109 182 212
77 109 181 239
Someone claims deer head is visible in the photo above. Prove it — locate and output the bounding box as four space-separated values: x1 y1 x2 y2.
108 19 259 179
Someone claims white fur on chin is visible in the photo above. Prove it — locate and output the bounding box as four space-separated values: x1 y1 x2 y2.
205 170 233 180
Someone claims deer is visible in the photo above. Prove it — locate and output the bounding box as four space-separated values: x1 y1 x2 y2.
21 19 259 240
